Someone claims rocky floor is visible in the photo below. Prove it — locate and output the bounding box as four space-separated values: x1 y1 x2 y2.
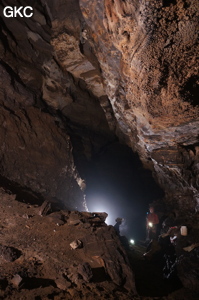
128 245 199 300
0 187 198 300
0 187 136 300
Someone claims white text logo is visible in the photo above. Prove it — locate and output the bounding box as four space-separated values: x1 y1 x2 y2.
3 6 33 18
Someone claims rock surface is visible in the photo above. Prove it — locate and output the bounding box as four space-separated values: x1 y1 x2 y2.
1 188 198 299
0 0 115 210
79 0 199 213
0 188 137 299
0 0 199 295
1 0 198 212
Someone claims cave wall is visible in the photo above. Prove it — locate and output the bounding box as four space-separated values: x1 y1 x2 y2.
0 64 84 209
0 0 111 209
0 0 199 213
0 111 80 209
79 0 199 213
0 1 199 294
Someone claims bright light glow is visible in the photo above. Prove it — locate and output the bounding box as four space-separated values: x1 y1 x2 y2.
130 239 135 245
148 222 153 228
87 197 117 225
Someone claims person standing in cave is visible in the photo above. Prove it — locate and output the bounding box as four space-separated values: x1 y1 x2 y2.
146 206 159 241
114 217 123 235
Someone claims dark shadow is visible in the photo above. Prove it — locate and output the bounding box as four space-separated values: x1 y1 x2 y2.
92 267 111 283
0 278 8 290
0 175 45 206
180 142 199 156
0 175 65 212
84 142 164 239
47 292 61 299
162 0 177 7
22 277 56 289
180 75 199 107
0 245 22 262
128 246 183 297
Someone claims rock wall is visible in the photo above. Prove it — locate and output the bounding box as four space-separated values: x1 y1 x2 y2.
0 0 115 209
0 0 199 295
80 0 199 212
0 103 83 210
0 1 199 212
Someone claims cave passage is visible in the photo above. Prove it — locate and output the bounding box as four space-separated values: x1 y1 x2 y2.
81 141 164 240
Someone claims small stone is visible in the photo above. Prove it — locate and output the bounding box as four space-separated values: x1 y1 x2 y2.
67 288 79 297
68 219 82 225
38 201 51 216
55 277 71 290
70 239 83 250
10 274 23 288
77 262 93 282
22 214 29 219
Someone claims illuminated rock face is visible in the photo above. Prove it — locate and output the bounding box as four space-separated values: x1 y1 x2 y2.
0 0 199 295
0 1 91 210
0 0 199 212
79 0 199 213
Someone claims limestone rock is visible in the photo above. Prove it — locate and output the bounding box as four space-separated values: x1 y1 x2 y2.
80 0 199 213
65 262 93 287
83 226 137 293
70 240 83 250
0 1 199 295
55 276 71 290
10 274 23 288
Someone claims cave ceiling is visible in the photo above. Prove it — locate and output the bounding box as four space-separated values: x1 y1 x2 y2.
0 0 199 213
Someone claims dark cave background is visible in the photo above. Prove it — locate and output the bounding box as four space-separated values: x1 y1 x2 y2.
75 141 164 240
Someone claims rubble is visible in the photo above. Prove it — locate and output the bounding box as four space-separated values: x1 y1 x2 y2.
70 240 83 250
55 276 72 290
65 262 93 285
10 274 23 288
183 243 199 252
38 201 52 216
0 188 136 299
0 0 198 298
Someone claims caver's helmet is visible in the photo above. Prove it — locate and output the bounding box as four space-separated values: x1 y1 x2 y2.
115 217 123 223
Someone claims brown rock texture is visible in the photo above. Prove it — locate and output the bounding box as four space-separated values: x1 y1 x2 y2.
0 0 114 209
0 1 199 294
0 188 137 299
0 0 198 211
80 0 199 212
0 101 84 209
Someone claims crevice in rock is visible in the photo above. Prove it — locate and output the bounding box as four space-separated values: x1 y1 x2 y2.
180 75 199 107
0 61 27 91
0 175 45 206
162 0 177 7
